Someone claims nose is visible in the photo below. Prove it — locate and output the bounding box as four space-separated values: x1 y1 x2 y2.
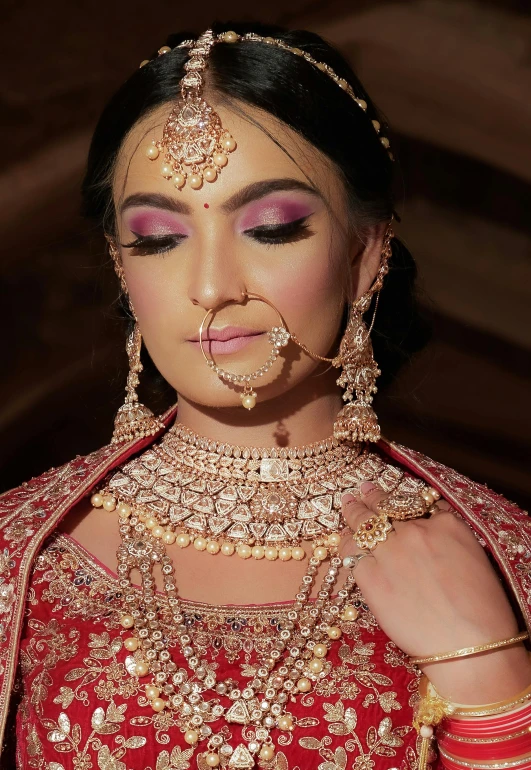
187 245 247 311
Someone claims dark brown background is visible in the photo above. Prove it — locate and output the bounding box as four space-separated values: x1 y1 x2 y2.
2 0 530 508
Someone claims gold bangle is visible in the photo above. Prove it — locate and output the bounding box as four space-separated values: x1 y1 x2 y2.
410 631 529 665
423 674 531 718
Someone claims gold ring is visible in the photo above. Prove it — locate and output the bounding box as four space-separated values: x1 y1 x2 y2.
376 488 440 521
353 515 394 551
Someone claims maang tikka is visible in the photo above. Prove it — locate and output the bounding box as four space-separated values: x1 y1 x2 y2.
142 28 393 189
107 238 165 444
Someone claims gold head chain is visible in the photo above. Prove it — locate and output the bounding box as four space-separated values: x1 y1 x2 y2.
139 29 394 191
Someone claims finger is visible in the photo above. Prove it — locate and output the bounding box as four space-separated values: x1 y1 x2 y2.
341 483 389 532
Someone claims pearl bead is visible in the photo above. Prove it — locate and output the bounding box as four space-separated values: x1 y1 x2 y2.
223 31 239 43
237 543 252 559
102 495 116 512
135 661 149 677
221 542 235 556
204 167 217 182
194 537 207 551
308 658 324 674
117 502 131 518
291 547 305 561
357 98 367 109
184 729 199 745
297 677 311 692
278 548 292 561
144 517 156 530
145 685 160 699
205 753 220 767
222 136 236 152
176 533 190 548
163 530 176 545
207 540 220 554
151 697 166 712
264 547 278 561
152 526 165 539
161 163 173 179
313 643 328 658
342 605 358 621
241 394 256 410
259 745 275 761
189 174 203 189
337 78 348 89
327 532 341 547
173 173 185 189
278 715 293 731
372 120 381 131
380 137 390 148
158 46 171 54
146 144 159 160
327 626 342 640
90 493 103 508
124 637 138 651
420 725 434 738
313 546 328 561
252 545 265 560
213 153 228 167
139 59 150 68
120 614 134 629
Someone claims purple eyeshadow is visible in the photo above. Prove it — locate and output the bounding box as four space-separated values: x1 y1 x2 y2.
238 196 315 231
126 209 190 237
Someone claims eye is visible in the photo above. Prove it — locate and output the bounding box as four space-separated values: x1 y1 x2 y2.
243 216 313 246
120 232 186 256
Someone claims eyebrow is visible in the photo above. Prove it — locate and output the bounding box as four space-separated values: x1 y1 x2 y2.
119 178 322 217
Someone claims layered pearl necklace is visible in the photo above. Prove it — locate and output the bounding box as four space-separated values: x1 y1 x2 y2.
91 426 411 768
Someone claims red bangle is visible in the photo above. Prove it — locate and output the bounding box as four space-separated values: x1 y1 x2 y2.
444 702 531 737
439 729 531 760
439 745 531 770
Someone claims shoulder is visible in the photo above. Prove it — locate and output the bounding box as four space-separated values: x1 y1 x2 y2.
378 436 531 629
378 436 529 522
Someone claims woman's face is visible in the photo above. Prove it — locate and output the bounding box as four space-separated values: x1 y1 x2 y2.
113 101 377 411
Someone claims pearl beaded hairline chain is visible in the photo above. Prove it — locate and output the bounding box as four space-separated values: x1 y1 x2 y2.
139 29 394 161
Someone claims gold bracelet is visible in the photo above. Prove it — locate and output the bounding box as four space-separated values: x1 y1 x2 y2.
410 631 529 666
420 675 531 718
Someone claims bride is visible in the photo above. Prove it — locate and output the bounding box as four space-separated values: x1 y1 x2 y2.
1 22 530 770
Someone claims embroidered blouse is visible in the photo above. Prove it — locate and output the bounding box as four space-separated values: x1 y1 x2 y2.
15 531 431 770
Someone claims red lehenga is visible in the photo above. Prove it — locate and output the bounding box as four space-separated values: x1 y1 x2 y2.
1 408 530 770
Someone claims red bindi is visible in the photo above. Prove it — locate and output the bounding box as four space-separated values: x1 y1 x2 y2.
204 203 209 209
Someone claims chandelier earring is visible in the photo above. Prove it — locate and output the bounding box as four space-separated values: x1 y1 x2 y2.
106 237 165 444
331 224 393 443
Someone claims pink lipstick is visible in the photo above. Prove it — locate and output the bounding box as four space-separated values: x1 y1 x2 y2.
189 326 265 355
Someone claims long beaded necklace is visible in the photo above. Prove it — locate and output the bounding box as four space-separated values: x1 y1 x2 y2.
91 426 415 768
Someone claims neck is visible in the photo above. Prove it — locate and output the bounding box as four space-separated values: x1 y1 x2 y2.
175 367 343 448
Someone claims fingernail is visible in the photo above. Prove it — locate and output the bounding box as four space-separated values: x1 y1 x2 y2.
341 492 355 504
360 481 377 497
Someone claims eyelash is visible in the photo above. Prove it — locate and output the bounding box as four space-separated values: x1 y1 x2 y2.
121 217 313 255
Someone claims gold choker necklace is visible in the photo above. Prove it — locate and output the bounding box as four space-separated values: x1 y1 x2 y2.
97 424 403 562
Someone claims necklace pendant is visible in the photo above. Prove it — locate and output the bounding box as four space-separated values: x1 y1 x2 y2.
228 744 256 768
260 458 289 482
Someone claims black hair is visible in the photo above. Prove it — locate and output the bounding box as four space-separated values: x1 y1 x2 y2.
82 21 431 390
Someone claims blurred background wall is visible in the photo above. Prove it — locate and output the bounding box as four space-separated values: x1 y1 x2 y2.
1 0 530 508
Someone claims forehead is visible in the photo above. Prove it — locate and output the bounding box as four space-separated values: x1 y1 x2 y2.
113 100 347 214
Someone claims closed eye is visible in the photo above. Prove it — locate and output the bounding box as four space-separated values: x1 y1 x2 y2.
120 232 187 255
243 216 313 246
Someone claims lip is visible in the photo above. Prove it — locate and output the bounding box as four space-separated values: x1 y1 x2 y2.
189 326 265 355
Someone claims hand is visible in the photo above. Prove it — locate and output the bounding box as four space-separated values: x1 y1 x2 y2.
340 481 531 702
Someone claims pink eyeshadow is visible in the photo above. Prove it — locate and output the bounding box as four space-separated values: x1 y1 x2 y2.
238 196 315 231
125 209 190 236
